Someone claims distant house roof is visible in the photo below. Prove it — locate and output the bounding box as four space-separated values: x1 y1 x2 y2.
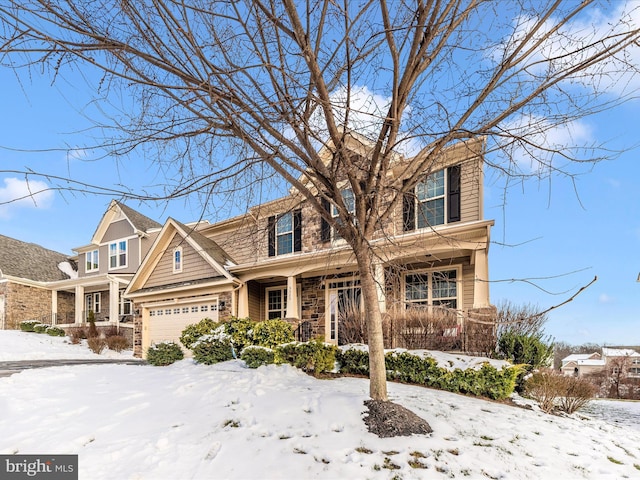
0 234 76 282
561 353 601 366
602 347 640 358
115 201 162 233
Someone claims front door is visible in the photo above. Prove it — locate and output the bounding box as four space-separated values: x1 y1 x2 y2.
327 279 362 345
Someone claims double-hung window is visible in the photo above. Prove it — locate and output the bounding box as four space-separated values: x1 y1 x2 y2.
86 250 99 272
109 240 127 269
266 287 287 320
331 188 355 241
268 210 302 257
405 269 458 310
403 165 461 231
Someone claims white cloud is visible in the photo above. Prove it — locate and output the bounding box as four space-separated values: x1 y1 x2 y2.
599 293 615 304
0 177 55 219
500 5 640 97
496 113 592 174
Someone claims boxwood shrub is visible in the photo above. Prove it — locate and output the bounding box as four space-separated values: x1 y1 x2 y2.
224 317 256 351
179 317 220 350
45 326 66 337
338 346 520 401
275 340 337 374
251 319 294 348
19 320 40 332
147 341 184 366
240 345 276 368
192 327 236 365
33 323 49 334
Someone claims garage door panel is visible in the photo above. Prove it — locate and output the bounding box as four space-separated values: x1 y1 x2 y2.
147 300 219 351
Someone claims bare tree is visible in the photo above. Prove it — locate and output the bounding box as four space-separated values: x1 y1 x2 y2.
1 1 639 403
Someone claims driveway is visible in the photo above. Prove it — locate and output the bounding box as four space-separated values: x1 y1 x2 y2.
0 359 146 377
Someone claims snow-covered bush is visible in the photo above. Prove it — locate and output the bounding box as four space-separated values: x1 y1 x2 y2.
147 341 184 366
45 326 66 337
33 323 49 334
179 317 220 350
251 319 294 348
224 317 256 351
192 327 235 365
275 339 337 374
19 320 40 332
240 345 275 368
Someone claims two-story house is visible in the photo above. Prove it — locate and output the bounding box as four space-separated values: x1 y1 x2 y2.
126 136 494 358
46 200 162 342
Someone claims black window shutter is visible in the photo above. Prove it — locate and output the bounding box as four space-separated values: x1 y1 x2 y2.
447 165 461 223
402 180 415 232
293 209 302 252
320 198 331 243
267 215 276 257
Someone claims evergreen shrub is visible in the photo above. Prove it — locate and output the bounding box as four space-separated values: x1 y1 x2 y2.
147 341 184 366
45 326 66 337
192 327 235 365
179 317 220 350
33 323 48 334
275 339 337 374
19 320 40 332
251 319 294 348
240 345 275 368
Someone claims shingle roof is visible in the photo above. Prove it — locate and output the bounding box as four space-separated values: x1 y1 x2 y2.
115 201 162 232
0 234 75 282
173 219 236 267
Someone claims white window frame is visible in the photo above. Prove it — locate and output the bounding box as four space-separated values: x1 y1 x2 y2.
173 246 183 273
85 292 101 314
265 285 301 320
403 267 461 311
275 212 294 256
109 240 128 270
331 188 355 242
86 249 99 273
119 289 132 316
415 169 446 229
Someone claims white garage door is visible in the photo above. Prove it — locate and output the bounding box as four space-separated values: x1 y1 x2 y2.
146 298 219 352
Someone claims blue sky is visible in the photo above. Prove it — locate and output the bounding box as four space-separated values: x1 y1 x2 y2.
1 8 639 348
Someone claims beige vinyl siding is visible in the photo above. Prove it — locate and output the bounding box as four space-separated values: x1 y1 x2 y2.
462 263 475 311
144 234 222 288
206 218 260 266
101 219 135 243
459 156 482 223
247 280 261 320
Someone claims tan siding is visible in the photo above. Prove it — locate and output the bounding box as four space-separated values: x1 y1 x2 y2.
247 280 261 320
206 217 260 265
144 234 222 288
462 264 475 311
459 156 482 223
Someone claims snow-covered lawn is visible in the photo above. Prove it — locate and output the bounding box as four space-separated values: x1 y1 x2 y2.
1 332 640 479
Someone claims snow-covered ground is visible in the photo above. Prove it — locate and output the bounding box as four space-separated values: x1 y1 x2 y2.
1 332 640 479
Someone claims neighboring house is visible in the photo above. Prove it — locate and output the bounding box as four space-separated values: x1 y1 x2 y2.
561 348 640 378
44 200 162 343
126 136 494 358
0 234 76 329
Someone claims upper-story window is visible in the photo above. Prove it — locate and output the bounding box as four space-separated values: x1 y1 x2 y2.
268 210 302 257
173 246 183 273
109 240 127 269
331 188 355 241
403 165 461 231
86 250 99 272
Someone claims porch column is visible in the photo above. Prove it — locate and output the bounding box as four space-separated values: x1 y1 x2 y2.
373 262 386 314
51 290 58 325
74 285 84 323
285 275 299 319
237 283 249 318
109 280 120 331
473 247 490 308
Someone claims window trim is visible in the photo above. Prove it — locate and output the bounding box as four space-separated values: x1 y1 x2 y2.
264 285 301 320
85 292 101 314
403 266 462 311
268 209 302 257
330 188 355 243
275 212 294 256
173 246 183 273
108 239 128 270
85 249 99 273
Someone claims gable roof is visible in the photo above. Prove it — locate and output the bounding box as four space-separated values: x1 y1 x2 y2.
602 347 640 358
86 200 162 247
0 234 76 282
125 217 237 296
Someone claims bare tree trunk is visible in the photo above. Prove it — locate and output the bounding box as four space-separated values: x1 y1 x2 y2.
353 242 388 401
